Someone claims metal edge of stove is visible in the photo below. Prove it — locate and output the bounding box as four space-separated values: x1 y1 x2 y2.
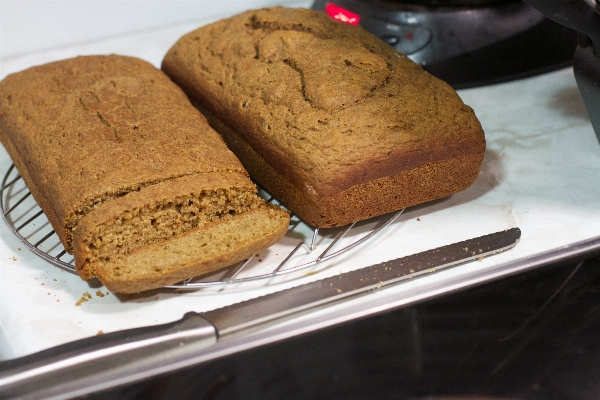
523 0 600 144
26 232 600 400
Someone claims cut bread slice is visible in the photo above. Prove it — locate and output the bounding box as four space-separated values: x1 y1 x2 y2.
95 204 289 293
73 171 289 293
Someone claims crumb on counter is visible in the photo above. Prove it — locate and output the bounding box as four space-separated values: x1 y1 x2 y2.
75 292 92 306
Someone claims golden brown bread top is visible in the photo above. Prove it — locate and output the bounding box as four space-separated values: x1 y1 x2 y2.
0 55 246 246
162 7 485 198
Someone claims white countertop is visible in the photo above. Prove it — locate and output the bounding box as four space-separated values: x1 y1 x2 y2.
1 1 599 361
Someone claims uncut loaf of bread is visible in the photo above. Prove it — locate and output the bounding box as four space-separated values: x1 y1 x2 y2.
162 7 486 228
0 55 289 293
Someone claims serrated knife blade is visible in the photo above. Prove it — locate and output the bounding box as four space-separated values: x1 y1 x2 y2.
207 227 521 337
0 227 521 400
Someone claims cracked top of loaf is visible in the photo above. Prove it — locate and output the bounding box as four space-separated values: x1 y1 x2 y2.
0 55 246 246
162 6 485 198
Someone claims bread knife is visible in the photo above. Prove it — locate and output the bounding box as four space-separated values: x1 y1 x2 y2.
0 227 521 400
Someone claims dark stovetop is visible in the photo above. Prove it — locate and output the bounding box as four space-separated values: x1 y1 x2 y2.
89 254 600 399
311 0 578 89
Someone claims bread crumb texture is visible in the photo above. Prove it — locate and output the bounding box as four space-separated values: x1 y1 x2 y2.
162 7 486 227
0 55 289 292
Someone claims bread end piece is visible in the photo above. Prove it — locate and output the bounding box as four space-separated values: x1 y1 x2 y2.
95 203 289 293
73 171 290 293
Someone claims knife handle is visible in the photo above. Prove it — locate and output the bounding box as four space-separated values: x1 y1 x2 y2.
0 312 217 399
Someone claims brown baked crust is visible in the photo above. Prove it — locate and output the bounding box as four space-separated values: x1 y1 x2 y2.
161 7 486 227
204 105 483 227
0 55 246 251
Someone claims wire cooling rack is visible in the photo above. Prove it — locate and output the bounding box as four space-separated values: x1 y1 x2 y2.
0 164 403 289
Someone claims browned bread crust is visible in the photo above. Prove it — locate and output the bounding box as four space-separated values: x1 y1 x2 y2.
162 7 486 227
0 55 289 292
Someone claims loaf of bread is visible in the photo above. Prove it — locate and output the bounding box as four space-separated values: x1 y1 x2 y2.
162 7 486 227
0 55 289 293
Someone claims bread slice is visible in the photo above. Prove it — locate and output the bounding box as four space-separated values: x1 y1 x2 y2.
72 171 289 293
0 55 289 292
162 7 486 227
94 203 289 293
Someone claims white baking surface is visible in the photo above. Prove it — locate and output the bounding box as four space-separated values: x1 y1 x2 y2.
1 1 599 361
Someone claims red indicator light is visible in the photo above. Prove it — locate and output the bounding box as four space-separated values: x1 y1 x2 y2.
325 3 360 26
